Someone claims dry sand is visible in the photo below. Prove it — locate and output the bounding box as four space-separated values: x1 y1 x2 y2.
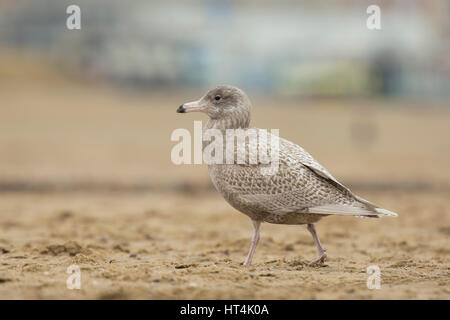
0 189 448 299
0 75 449 299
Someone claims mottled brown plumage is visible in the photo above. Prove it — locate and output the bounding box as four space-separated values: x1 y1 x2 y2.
177 85 397 265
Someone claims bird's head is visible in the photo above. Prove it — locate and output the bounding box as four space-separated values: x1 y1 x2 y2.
177 85 251 128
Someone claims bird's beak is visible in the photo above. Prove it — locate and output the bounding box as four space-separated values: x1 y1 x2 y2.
177 100 203 113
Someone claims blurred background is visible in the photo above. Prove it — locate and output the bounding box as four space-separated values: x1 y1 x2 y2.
2 0 450 97
0 0 449 300
1 0 449 191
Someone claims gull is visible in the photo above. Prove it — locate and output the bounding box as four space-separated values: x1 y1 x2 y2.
177 85 397 266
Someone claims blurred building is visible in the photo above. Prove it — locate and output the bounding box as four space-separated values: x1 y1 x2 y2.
0 0 449 100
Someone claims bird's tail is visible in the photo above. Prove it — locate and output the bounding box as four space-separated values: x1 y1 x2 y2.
354 195 398 217
373 207 398 217
308 195 398 218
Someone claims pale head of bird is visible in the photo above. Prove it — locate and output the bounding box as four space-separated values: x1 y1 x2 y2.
177 85 251 128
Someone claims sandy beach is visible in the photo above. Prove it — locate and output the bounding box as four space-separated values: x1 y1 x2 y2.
0 81 449 299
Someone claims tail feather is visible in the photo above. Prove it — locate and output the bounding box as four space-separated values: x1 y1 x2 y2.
354 195 398 217
374 207 398 217
308 204 398 218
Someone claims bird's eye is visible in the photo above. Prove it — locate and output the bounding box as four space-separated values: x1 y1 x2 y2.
214 95 221 101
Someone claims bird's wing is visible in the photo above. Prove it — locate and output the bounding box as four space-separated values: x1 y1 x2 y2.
280 137 352 193
214 132 396 217
281 138 397 216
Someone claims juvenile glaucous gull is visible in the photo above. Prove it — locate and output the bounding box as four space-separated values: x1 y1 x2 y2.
177 85 397 266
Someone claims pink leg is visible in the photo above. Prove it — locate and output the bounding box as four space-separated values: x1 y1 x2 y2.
243 220 261 266
307 223 327 265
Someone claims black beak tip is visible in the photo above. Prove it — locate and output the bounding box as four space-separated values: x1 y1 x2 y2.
176 105 185 113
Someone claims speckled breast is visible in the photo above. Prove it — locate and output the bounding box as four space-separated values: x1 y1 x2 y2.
207 164 324 225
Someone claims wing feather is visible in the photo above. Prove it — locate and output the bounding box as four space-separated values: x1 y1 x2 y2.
211 131 397 218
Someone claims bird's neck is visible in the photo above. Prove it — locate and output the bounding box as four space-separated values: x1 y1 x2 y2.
204 112 251 131
203 113 251 153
